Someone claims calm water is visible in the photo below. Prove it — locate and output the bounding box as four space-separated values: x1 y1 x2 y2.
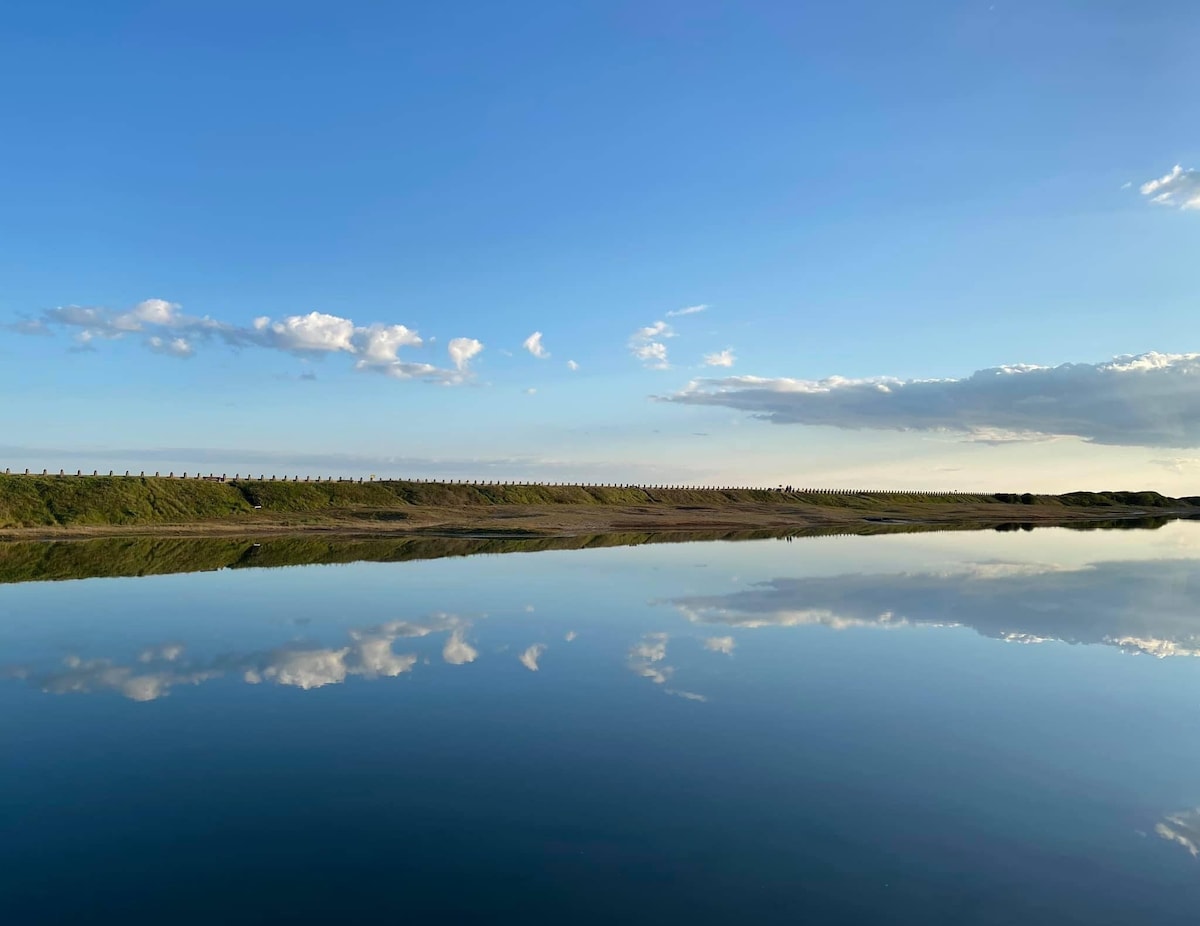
5 525 1200 923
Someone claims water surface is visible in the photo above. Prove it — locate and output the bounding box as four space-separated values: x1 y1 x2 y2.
4 524 1200 923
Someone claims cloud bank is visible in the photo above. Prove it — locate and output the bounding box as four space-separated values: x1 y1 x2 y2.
666 352 1200 447
14 299 483 384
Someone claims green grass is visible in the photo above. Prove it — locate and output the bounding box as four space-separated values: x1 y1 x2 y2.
1 474 1195 530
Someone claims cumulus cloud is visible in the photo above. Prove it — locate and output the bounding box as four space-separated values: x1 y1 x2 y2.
13 298 481 385
703 348 735 368
566 360 579 371
564 631 577 642
703 635 736 654
666 304 708 318
146 336 194 358
666 352 1200 448
629 321 674 370
1140 165 1200 210
447 337 484 374
518 643 546 671
443 628 479 665
522 331 550 359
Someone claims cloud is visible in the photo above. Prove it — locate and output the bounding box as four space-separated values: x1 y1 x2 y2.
703 348 735 368
1140 165 1200 210
564 631 577 642
1150 458 1200 473
13 298 480 385
703 635 736 654
522 331 550 359
629 321 674 370
518 643 546 671
666 304 708 318
566 360 579 371
665 352 1200 447
356 324 424 364
447 337 484 373
443 628 479 665
146 336 194 358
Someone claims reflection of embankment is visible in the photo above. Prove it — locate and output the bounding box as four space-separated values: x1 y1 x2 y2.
667 558 1200 658
0 517 1178 585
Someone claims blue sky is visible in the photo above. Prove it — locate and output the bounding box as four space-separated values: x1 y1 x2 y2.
3 0 1200 490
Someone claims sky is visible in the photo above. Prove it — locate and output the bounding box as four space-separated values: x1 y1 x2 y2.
2 0 1200 491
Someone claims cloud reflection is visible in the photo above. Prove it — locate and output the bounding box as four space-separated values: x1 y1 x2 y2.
518 644 546 672
667 558 1200 658
1157 809 1200 858
18 612 469 701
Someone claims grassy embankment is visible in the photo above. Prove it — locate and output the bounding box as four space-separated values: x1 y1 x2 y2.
0 474 1195 538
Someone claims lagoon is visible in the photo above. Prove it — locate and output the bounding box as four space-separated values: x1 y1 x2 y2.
4 524 1200 923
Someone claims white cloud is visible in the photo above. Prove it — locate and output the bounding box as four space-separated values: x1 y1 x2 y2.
703 635 736 655
703 348 735 368
566 360 579 371
1140 165 1200 210
443 628 479 665
628 321 674 370
522 331 550 359
525 387 537 395
146 336 194 358
253 311 357 353
355 323 423 364
123 298 183 326
666 351 1200 448
564 631 577 642
16 299 479 386
447 337 484 374
666 304 708 318
518 643 546 671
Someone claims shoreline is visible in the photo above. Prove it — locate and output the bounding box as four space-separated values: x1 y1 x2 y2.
0 501 1189 543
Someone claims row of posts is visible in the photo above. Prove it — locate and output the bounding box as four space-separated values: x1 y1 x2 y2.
1 468 966 494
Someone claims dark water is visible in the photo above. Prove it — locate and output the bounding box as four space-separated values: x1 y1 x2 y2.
4 525 1200 924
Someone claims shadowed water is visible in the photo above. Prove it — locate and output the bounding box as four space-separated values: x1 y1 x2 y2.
4 523 1200 923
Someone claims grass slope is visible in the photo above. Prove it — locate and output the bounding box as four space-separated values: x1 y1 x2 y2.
0 474 1194 530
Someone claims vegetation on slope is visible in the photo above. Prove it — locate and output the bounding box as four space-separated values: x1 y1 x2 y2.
0 474 1195 531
